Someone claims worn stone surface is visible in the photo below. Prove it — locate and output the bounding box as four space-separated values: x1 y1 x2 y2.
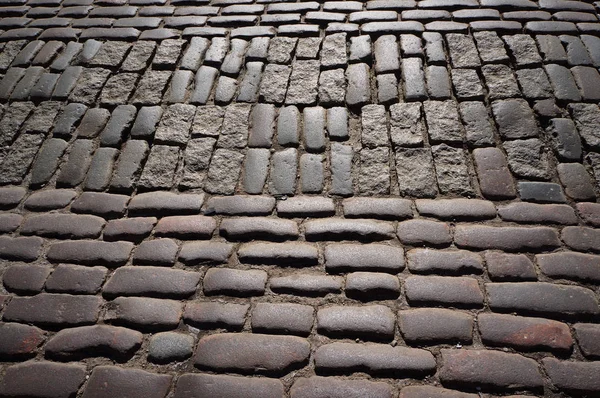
2 5 600 397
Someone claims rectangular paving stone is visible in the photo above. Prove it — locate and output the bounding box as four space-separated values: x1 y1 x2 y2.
290 377 392 398
84 147 118 191
390 102 424 147
270 148 298 195
481 64 521 99
446 33 480 68
204 148 244 195
174 374 283 398
180 137 215 189
330 142 354 195
180 37 210 71
259 63 290 104
154 104 195 145
404 275 484 307
423 100 463 143
0 133 44 185
99 105 137 147
515 68 552 99
315 342 435 376
426 65 451 99
0 362 86 398
545 63 582 101
439 349 543 390
492 99 538 139
4 293 102 326
374 34 399 74
68 67 110 105
503 138 551 180
478 313 572 351
237 61 263 103
300 153 324 193
399 308 473 344
473 147 516 199
455 225 560 251
217 103 251 148
110 140 149 193
138 145 180 190
317 305 395 340
402 58 427 101
131 70 171 105
488 282 599 316
82 367 172 398
346 63 370 107
431 144 474 196
458 101 495 147
105 297 182 329
473 30 509 63
451 69 484 100
121 40 156 72
570 103 600 149
359 147 390 195
286 60 319 105
395 148 437 198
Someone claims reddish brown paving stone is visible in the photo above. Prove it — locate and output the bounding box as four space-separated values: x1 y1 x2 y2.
536 252 600 282
543 358 600 393
439 349 544 390
317 304 396 340
574 323 600 358
2 263 52 293
174 374 285 398
45 324 142 360
155 215 217 239
399 308 473 344
3 293 102 327
194 333 310 375
81 366 173 398
399 386 477 398
104 217 157 241
314 342 436 376
290 376 393 398
404 276 484 307
486 282 599 316
0 361 86 398
484 252 537 281
0 323 45 359
397 219 452 247
576 202 600 226
454 225 561 251
561 226 600 252
184 301 249 330
478 313 573 351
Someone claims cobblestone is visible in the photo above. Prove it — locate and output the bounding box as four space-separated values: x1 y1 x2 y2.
439 349 543 389
2 2 600 394
399 308 473 343
194 333 309 375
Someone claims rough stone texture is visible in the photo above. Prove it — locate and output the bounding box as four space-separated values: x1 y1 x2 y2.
3 3 600 395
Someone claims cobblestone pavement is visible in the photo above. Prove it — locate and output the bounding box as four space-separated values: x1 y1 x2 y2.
1 0 600 396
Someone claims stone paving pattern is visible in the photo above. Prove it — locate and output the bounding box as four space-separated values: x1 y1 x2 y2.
1 0 600 396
